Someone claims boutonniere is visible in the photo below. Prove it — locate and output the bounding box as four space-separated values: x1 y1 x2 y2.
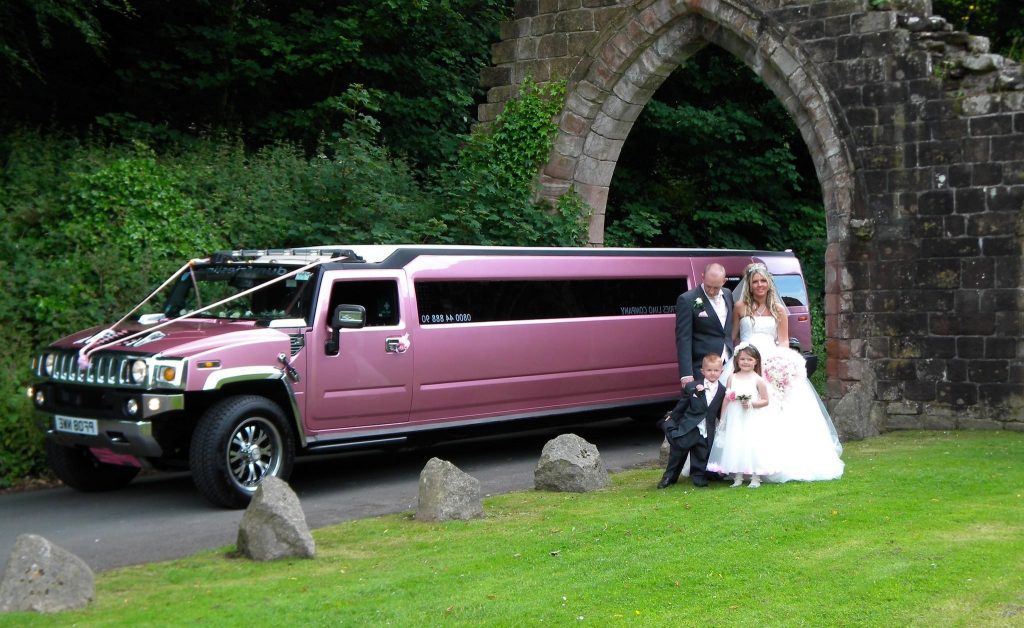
692 297 704 311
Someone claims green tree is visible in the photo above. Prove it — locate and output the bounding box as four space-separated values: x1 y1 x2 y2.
0 1 510 167
932 0 1024 59
0 0 130 82
605 46 825 290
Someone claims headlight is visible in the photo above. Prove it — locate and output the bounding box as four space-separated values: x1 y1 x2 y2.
43 353 55 375
130 359 148 384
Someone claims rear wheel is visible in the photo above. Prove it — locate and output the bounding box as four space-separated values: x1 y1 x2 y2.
45 441 140 492
190 395 295 509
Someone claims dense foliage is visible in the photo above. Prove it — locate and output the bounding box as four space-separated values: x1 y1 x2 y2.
932 0 1024 59
605 47 826 289
1 0 508 167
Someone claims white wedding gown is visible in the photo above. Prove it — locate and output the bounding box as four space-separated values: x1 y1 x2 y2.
737 316 844 482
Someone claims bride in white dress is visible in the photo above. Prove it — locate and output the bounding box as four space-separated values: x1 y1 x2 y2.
730 264 843 482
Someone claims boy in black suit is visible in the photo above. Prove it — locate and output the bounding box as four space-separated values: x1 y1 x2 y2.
657 353 726 489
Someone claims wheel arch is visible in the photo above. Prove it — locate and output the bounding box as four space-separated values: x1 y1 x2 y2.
186 377 305 449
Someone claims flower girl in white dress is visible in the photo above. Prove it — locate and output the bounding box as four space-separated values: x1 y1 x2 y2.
707 344 780 488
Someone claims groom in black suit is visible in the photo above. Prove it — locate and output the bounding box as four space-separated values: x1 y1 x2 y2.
658 353 726 488
672 263 733 483
676 262 735 383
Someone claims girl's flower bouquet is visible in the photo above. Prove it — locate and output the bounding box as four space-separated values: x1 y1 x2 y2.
727 390 751 402
763 349 807 394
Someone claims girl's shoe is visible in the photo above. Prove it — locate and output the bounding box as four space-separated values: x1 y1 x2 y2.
748 475 761 489
730 475 744 488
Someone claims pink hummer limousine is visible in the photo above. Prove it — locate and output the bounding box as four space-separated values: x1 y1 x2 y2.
30 245 816 507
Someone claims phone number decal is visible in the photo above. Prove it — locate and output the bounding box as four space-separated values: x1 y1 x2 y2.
420 313 473 324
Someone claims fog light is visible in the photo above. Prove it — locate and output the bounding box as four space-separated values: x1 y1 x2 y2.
147 397 162 412
125 398 139 416
33 388 45 408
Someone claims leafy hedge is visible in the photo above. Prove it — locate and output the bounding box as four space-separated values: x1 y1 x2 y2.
0 79 585 487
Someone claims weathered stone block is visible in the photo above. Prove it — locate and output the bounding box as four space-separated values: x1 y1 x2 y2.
515 0 540 18
810 0 870 19
534 433 608 492
936 382 979 406
0 535 94 613
968 360 1009 383
480 66 512 89
903 379 937 401
538 33 569 58
236 477 315 561
957 418 1004 430
555 8 595 32
854 11 897 33
416 457 484 522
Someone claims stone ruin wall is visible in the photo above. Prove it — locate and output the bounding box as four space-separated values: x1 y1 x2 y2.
479 0 1023 437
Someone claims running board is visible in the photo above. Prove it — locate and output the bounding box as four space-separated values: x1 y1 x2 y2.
304 436 408 453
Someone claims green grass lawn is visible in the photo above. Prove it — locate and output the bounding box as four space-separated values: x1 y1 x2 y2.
3 431 1023 626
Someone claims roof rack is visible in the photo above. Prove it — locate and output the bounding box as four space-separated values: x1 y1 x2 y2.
207 248 365 263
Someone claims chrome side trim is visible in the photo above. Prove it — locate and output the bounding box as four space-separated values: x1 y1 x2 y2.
202 366 281 390
282 378 307 448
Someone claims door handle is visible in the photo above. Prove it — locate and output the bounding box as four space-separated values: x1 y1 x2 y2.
385 334 410 354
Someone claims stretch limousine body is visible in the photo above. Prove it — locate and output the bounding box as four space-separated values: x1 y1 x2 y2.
29 245 816 507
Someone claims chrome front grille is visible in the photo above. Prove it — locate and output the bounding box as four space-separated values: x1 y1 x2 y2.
44 350 139 387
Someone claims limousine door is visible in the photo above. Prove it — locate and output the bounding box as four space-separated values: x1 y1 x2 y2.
305 274 413 432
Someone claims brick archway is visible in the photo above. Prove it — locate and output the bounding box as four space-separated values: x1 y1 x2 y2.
481 0 1023 435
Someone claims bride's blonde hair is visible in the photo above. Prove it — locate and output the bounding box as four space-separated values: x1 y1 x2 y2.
741 263 784 323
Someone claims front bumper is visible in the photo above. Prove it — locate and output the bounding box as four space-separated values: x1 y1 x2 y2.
33 382 184 457
48 417 166 457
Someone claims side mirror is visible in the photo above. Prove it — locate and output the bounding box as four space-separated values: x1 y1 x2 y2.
326 304 366 355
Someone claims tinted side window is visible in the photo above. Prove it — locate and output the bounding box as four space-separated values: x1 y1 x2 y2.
773 274 809 308
329 280 400 327
415 278 683 324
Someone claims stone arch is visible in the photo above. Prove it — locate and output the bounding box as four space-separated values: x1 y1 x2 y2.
480 0 1024 435
537 1 857 250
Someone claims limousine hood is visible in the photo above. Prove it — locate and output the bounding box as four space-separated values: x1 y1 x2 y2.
54 320 295 360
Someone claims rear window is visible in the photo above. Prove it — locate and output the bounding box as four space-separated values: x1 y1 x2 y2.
774 274 809 308
725 273 808 308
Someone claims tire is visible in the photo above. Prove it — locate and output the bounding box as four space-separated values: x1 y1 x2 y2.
190 395 295 509
45 440 140 492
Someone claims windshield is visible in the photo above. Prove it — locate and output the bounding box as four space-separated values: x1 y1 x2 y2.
157 264 318 322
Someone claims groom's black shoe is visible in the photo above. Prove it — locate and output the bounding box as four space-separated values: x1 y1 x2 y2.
691 476 709 487
656 478 674 489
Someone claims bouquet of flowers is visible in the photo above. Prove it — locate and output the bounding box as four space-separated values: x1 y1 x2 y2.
728 390 751 402
763 349 807 394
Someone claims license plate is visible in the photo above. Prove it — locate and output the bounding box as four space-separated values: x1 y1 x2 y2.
55 415 99 436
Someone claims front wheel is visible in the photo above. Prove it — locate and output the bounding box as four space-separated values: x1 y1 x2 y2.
45 441 140 492
190 395 295 509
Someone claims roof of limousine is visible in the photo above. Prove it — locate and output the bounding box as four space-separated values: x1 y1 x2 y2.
210 245 796 268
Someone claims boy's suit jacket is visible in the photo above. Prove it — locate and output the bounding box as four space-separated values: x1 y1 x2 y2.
663 381 726 450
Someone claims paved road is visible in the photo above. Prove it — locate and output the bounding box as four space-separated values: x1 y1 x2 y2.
0 418 664 572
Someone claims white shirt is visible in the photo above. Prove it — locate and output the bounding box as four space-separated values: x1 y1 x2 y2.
697 380 717 438
704 381 719 402
702 285 730 360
